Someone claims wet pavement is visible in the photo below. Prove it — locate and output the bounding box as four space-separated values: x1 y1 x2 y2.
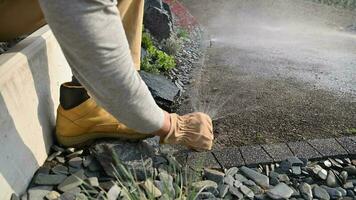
179 0 356 147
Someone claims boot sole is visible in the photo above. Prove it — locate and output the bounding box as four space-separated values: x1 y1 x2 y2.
56 132 154 147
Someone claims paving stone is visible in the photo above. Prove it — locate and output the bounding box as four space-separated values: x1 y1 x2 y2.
186 152 220 169
262 143 294 162
212 147 245 168
288 141 322 159
240 145 273 165
336 137 356 154
308 138 348 157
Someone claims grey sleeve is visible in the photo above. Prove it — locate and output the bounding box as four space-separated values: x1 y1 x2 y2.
38 0 164 133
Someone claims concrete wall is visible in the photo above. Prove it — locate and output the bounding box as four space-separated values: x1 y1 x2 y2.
0 26 71 199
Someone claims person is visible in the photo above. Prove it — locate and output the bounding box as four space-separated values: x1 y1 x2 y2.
0 0 214 151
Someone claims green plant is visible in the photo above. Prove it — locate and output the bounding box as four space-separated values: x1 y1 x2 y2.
347 128 356 134
141 33 176 73
161 37 183 56
176 28 189 39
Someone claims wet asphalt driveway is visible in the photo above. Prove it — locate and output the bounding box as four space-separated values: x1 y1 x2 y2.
179 0 356 147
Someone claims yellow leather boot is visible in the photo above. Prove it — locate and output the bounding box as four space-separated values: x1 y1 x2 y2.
56 83 152 147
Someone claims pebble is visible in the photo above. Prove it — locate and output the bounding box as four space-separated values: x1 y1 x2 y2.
45 191 61 200
55 157 65 164
218 184 229 198
87 177 99 187
223 175 234 186
240 166 270 189
57 170 86 192
107 185 121 200
142 179 162 198
240 185 254 199
299 183 313 200
312 185 330 200
204 168 225 184
47 152 61 161
344 166 356 175
229 185 244 199
326 171 338 187
68 157 83 168
318 169 328 180
66 150 84 159
321 185 343 199
340 171 348 184
234 174 248 182
267 183 294 199
52 165 69 175
234 180 243 188
34 174 67 185
324 160 332 168
225 167 239 176
191 180 218 191
291 166 301 175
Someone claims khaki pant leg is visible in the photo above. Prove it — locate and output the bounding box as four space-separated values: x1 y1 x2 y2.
117 0 144 70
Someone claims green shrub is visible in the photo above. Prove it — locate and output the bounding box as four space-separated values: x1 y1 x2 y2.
141 32 176 74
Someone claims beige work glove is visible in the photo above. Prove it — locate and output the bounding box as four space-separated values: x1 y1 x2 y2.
160 112 214 151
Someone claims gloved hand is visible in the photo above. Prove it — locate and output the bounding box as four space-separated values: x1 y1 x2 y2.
160 112 214 151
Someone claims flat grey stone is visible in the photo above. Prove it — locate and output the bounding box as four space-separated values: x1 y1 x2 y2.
68 157 83 169
288 141 322 159
186 152 220 169
344 166 356 175
318 169 328 180
55 156 65 164
52 165 69 175
262 143 294 162
34 174 67 185
218 184 229 198
234 174 248 182
47 151 61 161
139 71 179 111
225 167 239 176
240 145 273 165
229 185 244 199
240 185 254 199
336 137 356 154
28 186 53 200
308 138 348 157
158 171 175 197
213 147 245 168
223 175 234 186
204 168 224 184
57 170 86 192
340 171 348 184
267 183 294 199
107 185 122 200
240 166 269 189
312 185 330 200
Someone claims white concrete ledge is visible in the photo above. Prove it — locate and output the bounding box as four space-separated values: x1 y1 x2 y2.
0 25 71 199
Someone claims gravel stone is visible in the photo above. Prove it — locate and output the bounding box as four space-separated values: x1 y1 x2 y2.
318 169 328 180
240 166 269 189
218 184 229 198
191 180 218 191
52 165 69 175
45 191 60 200
142 179 162 198
229 186 244 199
267 183 294 199
225 167 239 176
34 174 67 185
340 171 348 184
324 160 332 168
66 150 83 159
326 171 338 187
56 157 65 164
57 170 86 192
234 174 248 182
240 185 254 199
234 180 243 188
312 185 330 200
344 166 356 175
223 175 234 186
204 168 225 184
321 186 343 199
299 183 313 200
68 157 83 168
107 185 122 200
87 177 99 187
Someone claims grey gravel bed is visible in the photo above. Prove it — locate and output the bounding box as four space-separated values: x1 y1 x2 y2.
14 137 356 200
